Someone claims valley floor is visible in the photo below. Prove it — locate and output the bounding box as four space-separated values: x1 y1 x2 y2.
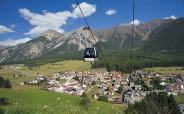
0 87 125 114
144 66 184 75
0 60 125 114
0 60 184 114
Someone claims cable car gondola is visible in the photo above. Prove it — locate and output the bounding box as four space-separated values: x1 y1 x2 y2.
75 0 98 62
83 47 97 62
82 26 97 62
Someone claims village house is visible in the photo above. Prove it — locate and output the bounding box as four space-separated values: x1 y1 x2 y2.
123 90 144 104
166 83 184 95
21 70 184 103
178 104 184 114
134 85 142 91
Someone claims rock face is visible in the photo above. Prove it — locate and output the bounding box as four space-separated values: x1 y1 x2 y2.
0 18 175 63
40 29 64 41
94 19 171 49
0 27 100 63
65 27 98 51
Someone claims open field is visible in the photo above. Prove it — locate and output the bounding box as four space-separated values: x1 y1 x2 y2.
175 95 184 105
0 87 125 114
0 60 91 77
0 60 91 89
144 66 184 75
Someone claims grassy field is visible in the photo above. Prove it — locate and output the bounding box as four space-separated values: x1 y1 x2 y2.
0 60 91 89
0 60 125 114
0 87 125 114
175 95 184 105
1 61 184 113
144 66 184 75
0 60 91 77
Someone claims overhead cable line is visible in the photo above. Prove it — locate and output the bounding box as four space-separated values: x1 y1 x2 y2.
75 0 96 44
130 0 135 72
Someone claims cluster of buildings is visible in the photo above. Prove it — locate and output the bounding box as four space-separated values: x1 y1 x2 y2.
21 70 184 104
23 72 86 96
122 71 184 104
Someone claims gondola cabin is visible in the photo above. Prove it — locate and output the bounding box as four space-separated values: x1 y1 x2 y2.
83 47 97 62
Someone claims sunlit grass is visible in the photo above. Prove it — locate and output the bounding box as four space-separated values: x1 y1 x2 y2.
175 95 184 105
0 60 91 88
144 66 184 75
0 88 125 114
0 60 125 114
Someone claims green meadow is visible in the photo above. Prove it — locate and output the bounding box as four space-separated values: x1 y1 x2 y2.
1 60 184 113
0 60 91 88
144 66 184 75
0 60 91 77
0 60 125 114
0 87 125 114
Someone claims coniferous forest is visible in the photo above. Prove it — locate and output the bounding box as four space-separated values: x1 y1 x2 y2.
125 92 181 114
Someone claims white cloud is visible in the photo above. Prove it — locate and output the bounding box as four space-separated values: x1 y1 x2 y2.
0 25 15 33
121 19 141 26
130 19 141 25
72 2 96 18
0 37 31 46
19 2 96 36
105 9 116 16
19 8 73 36
10 24 16 28
163 15 177 20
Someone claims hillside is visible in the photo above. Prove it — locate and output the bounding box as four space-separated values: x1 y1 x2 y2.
143 18 184 51
0 60 125 114
93 18 184 72
0 88 125 114
0 60 91 80
0 18 171 64
0 27 99 63
95 18 184 70
95 19 170 50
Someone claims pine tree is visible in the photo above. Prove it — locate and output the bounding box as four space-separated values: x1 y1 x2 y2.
0 107 5 114
80 92 91 108
5 79 12 88
0 77 5 88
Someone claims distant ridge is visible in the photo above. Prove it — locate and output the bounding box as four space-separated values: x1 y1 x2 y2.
0 18 183 63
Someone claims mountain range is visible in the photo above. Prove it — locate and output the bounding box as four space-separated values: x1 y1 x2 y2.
0 18 184 64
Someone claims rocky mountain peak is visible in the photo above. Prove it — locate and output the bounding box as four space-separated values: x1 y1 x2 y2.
40 29 63 40
66 26 98 50
0 18 179 63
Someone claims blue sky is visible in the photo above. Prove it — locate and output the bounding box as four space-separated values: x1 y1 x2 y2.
0 0 184 46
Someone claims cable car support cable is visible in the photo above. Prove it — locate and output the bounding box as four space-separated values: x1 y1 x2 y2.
75 0 96 44
75 0 97 62
130 0 135 72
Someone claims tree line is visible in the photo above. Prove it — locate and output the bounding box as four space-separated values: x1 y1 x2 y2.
92 50 184 73
0 77 12 88
125 92 181 114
